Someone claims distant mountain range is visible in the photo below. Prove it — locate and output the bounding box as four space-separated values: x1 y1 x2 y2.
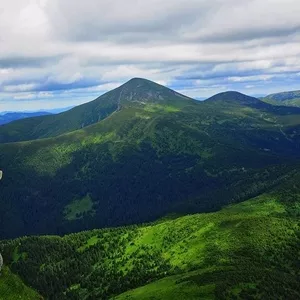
0 106 76 126
261 90 300 107
0 111 52 125
0 106 74 115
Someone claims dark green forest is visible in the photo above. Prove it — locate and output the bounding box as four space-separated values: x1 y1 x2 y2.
1 181 300 299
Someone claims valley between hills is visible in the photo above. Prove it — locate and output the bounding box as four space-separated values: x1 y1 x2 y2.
0 78 300 299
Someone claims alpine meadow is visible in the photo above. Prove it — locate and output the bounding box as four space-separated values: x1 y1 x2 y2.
1 1 300 299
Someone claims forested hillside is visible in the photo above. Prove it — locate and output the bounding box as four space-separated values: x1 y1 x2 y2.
1 177 300 299
1 79 300 239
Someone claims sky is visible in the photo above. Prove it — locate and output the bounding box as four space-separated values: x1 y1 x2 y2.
1 0 300 112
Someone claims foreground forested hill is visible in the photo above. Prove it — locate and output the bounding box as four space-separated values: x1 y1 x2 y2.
1 178 300 299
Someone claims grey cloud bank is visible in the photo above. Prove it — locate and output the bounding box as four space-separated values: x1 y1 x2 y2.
1 0 300 111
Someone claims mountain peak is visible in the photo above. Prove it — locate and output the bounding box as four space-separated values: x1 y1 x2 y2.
122 77 167 89
205 91 261 106
116 78 193 104
0 78 194 143
121 77 162 90
125 77 150 84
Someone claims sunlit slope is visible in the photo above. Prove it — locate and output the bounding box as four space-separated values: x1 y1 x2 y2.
1 87 300 238
115 198 300 300
0 266 42 300
2 181 300 299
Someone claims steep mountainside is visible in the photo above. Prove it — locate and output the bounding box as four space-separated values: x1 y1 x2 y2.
0 112 51 126
1 178 299 299
1 80 300 239
261 90 300 107
0 78 193 143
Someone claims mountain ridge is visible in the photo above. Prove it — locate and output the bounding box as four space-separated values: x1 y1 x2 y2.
1 78 287 145
0 77 285 145
0 78 195 144
1 79 300 238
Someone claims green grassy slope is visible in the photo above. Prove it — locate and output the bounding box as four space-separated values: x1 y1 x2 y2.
0 266 42 300
261 90 300 107
114 271 216 300
1 84 300 238
1 180 300 299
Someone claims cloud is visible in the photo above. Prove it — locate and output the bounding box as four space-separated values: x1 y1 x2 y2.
0 56 65 68
13 93 36 100
1 0 300 111
45 0 208 43
13 91 53 100
3 83 38 93
46 0 300 44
